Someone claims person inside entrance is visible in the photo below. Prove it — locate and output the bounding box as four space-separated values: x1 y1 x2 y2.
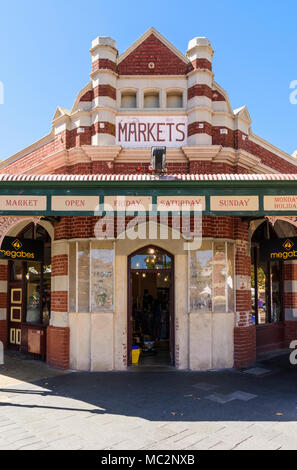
129 246 174 367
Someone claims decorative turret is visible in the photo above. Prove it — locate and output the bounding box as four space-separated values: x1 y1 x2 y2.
90 36 118 146
186 37 214 145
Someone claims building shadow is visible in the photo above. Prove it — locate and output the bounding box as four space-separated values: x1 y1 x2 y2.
0 350 296 423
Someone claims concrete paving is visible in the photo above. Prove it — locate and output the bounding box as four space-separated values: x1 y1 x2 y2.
0 350 297 450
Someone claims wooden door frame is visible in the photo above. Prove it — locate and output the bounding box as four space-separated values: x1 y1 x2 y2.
127 245 175 367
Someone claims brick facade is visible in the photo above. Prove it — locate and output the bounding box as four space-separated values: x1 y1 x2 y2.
0 28 296 371
0 320 7 348
117 33 188 75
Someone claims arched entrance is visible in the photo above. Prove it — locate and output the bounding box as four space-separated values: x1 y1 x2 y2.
5 222 51 360
127 245 174 367
251 219 297 354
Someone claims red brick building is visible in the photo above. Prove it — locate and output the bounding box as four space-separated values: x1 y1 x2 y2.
0 28 297 370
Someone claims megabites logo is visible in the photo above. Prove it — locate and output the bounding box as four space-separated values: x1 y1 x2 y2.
0 237 36 260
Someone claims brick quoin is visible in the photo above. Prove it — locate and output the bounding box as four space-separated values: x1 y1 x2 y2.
233 218 256 368
51 291 68 312
284 263 297 280
46 326 70 369
188 84 213 100
188 121 212 137
93 84 116 100
284 321 297 348
234 326 256 369
189 58 212 71
0 320 7 348
0 293 7 309
0 264 8 281
92 58 117 73
91 122 115 137
52 255 68 277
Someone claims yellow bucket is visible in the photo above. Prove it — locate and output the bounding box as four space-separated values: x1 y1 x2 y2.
132 347 141 364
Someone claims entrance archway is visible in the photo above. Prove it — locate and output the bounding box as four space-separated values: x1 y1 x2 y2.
6 221 52 360
251 219 297 354
127 245 174 367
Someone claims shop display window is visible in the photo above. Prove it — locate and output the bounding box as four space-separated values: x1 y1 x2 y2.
189 240 235 313
9 223 51 327
69 241 114 312
251 221 283 325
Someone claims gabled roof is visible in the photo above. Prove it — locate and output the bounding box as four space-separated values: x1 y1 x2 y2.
52 106 71 121
118 27 188 65
117 27 190 76
233 105 252 123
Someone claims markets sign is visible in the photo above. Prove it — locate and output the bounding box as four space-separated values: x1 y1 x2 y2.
0 236 43 261
264 236 297 261
116 116 187 148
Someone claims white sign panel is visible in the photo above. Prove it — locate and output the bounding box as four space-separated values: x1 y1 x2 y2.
116 116 187 148
264 196 297 211
0 196 47 211
104 196 152 211
157 196 205 211
210 196 259 211
51 196 100 212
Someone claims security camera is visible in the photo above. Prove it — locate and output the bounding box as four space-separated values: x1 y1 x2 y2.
151 147 167 174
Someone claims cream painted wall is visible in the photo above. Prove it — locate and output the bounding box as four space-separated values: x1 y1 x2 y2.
189 311 234 370
67 227 235 371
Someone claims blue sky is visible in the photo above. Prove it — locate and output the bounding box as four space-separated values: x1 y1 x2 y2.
0 0 296 161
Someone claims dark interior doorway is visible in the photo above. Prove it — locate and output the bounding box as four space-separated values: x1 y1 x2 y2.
128 246 174 367
7 222 51 360
251 220 285 354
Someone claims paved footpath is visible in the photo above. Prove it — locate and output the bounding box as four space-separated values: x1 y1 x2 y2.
0 351 297 450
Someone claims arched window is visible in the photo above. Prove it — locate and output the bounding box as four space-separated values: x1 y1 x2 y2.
251 221 283 325
9 223 51 326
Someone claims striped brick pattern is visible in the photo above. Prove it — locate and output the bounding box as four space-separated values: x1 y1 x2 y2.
92 58 117 73
234 219 256 368
47 242 70 369
93 84 116 100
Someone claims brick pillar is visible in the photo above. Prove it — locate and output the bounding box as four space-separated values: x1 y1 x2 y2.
0 260 8 348
46 326 70 369
284 260 297 347
47 240 69 369
233 219 256 368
